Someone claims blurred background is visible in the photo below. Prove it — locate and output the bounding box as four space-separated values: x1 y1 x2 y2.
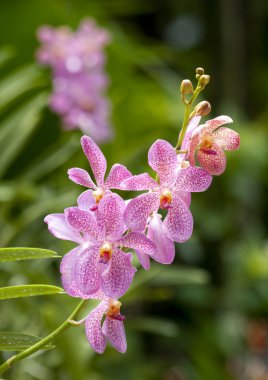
0 0 268 379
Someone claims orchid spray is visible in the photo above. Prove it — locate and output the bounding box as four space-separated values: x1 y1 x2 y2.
0 68 240 374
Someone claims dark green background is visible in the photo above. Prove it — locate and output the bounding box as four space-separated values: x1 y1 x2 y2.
0 1 268 379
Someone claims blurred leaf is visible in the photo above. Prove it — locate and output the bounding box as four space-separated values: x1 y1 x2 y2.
0 248 60 262
0 332 54 351
130 317 179 337
0 46 15 68
0 285 63 300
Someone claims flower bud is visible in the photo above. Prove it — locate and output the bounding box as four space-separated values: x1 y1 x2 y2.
199 74 210 87
195 101 211 116
180 79 194 96
196 67 204 75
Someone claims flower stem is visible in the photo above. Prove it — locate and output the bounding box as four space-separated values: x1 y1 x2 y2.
0 299 87 375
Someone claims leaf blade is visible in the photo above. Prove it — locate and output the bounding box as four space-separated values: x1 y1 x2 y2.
0 247 60 262
0 285 64 300
0 332 54 351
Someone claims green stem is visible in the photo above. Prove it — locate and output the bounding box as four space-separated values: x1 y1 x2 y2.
175 84 204 151
0 299 87 375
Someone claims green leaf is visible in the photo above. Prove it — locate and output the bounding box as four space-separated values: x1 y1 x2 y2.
0 247 60 262
0 332 54 351
0 285 64 300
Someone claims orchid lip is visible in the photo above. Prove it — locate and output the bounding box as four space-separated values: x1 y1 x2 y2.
92 188 105 203
99 242 113 264
159 188 173 210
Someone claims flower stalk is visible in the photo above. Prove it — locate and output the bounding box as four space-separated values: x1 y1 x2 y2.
0 299 87 375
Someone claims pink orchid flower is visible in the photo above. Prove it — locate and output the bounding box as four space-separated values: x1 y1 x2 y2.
122 139 212 243
68 136 132 208
45 193 156 299
188 116 240 175
86 298 127 354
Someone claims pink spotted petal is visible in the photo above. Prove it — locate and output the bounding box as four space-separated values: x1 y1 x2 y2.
148 213 175 264
181 115 201 151
44 213 83 244
204 115 233 133
180 191 191 207
121 173 157 191
74 247 101 296
85 301 108 354
213 127 240 151
77 190 96 211
188 128 202 166
101 250 136 299
123 192 160 232
163 195 193 243
60 247 81 297
197 144 226 175
65 207 99 240
81 136 107 187
68 168 96 189
97 193 125 242
118 231 157 256
136 250 150 270
174 166 212 192
102 317 127 353
105 164 132 189
148 139 178 186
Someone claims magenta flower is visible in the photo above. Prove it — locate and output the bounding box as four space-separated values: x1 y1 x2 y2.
68 136 132 209
36 19 112 141
86 298 127 354
188 116 240 175
122 139 212 243
45 193 156 298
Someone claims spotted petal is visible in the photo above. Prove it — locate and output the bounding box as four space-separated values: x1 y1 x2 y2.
97 193 125 242
136 251 150 270
163 195 193 243
102 317 127 353
213 127 240 151
121 173 157 191
44 213 83 244
197 144 226 175
148 213 175 264
174 166 212 192
81 136 107 187
74 247 101 297
118 232 157 256
205 115 233 133
85 301 108 354
68 168 96 189
123 192 159 232
105 164 132 189
60 247 81 297
181 115 201 151
148 140 178 186
101 250 136 299
65 207 99 240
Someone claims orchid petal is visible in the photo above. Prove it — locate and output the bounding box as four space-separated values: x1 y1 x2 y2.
136 250 150 270
44 213 83 244
68 168 96 189
181 115 201 151
102 317 127 353
60 247 81 297
97 193 125 242
163 195 193 243
174 166 212 192
148 213 175 264
118 232 156 256
148 139 178 186
197 144 226 175
180 191 191 207
105 164 132 189
213 127 240 151
81 136 107 187
77 190 96 211
101 250 136 299
205 115 233 133
74 247 101 296
123 192 159 232
85 301 108 354
65 207 99 240
121 173 157 191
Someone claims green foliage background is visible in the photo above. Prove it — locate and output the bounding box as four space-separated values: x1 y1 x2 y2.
0 0 268 379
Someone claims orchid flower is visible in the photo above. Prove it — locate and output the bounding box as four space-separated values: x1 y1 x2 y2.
188 116 240 175
68 136 132 209
122 139 212 243
86 298 127 354
45 193 156 299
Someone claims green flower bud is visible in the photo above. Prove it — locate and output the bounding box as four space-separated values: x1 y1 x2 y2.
180 79 194 95
194 101 211 116
199 74 210 87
